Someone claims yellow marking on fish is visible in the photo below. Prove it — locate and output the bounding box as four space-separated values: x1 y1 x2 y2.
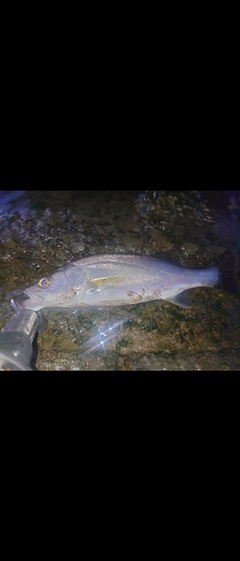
88 275 124 288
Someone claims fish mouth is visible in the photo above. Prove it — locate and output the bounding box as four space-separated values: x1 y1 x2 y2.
11 292 31 311
11 291 44 312
11 292 47 331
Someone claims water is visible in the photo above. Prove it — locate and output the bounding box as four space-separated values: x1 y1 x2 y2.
0 189 239 370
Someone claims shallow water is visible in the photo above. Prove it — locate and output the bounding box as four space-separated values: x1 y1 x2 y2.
0 189 240 370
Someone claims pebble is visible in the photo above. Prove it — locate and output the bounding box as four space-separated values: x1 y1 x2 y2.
180 242 198 255
71 242 85 254
1 239 17 249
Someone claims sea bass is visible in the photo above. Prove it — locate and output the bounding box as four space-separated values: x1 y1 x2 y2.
14 252 237 312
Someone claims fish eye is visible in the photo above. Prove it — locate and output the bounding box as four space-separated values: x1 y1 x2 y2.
38 277 52 289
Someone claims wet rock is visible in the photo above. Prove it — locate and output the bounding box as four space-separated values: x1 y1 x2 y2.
1 239 17 249
71 241 85 254
123 234 142 252
150 230 173 251
180 242 198 256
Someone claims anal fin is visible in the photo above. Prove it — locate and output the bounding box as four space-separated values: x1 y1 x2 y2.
166 290 193 308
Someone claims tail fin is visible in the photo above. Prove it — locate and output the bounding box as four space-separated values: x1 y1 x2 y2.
212 250 239 296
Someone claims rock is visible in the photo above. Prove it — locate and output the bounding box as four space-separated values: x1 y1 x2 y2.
71 241 85 254
1 239 17 249
151 230 173 251
180 242 198 255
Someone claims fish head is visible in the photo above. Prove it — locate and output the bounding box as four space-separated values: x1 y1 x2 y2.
19 263 87 311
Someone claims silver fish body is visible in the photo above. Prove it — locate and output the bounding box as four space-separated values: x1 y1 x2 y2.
17 254 220 311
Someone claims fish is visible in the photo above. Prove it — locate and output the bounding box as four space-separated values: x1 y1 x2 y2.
13 252 238 312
